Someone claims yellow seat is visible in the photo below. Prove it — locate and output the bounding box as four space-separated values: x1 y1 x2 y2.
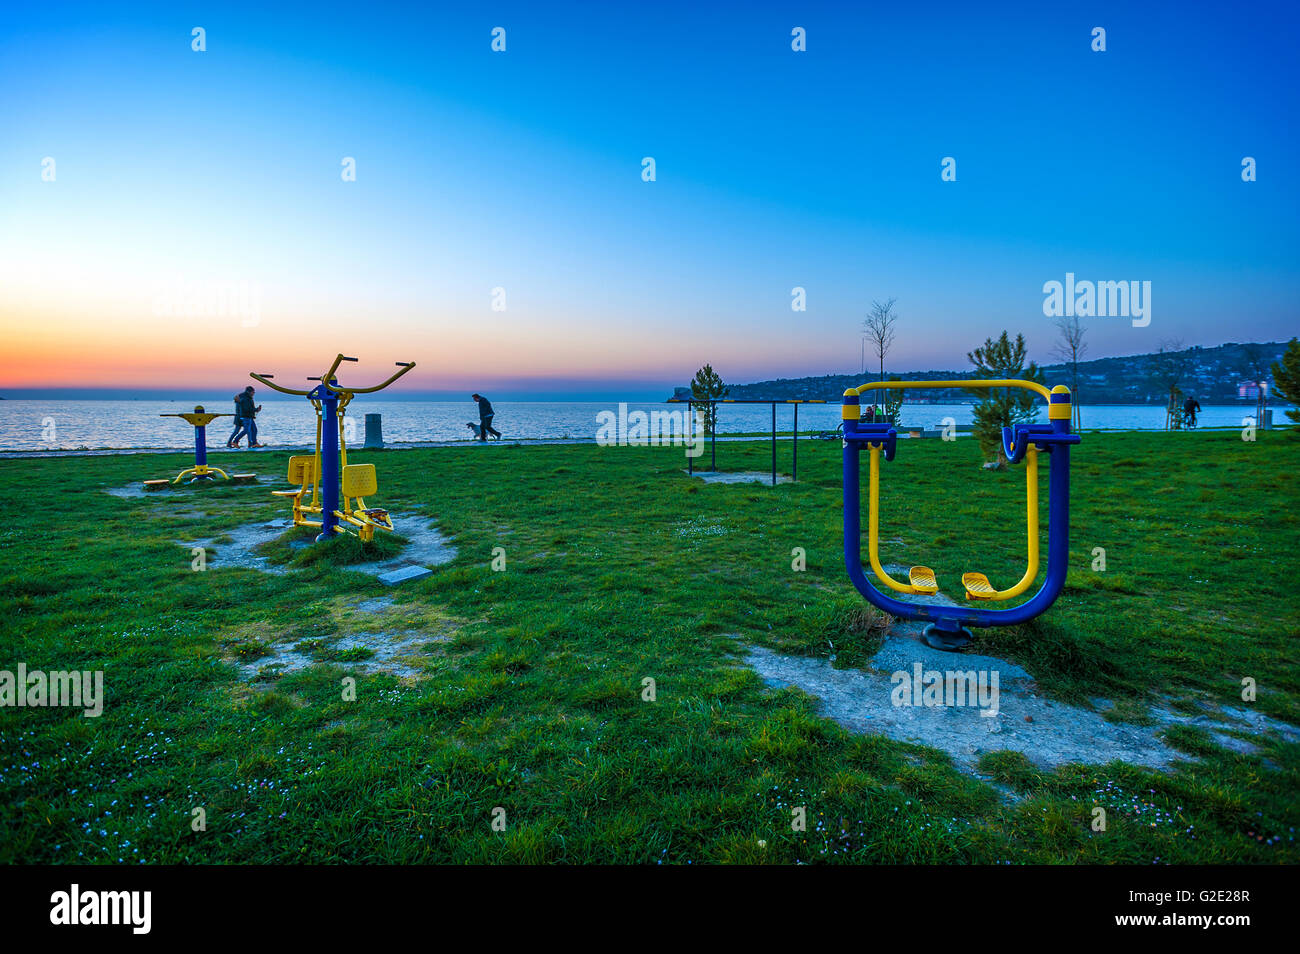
337 464 390 541
341 463 377 498
908 566 938 594
962 572 996 600
272 455 315 497
286 455 315 484
272 454 320 526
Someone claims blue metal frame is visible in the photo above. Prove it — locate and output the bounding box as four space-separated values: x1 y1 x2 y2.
193 423 209 472
312 380 342 541
842 389 1081 640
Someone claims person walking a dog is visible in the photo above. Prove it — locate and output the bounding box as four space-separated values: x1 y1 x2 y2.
471 393 502 441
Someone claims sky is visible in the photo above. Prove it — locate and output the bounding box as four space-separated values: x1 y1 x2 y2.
1 0 1297 399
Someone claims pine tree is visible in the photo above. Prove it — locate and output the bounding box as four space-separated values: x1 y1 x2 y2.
690 364 729 436
1270 337 1300 425
967 331 1044 465
882 374 905 424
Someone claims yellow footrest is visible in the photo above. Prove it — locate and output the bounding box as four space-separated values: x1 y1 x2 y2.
340 509 392 528
143 480 171 491
909 566 938 594
962 572 996 600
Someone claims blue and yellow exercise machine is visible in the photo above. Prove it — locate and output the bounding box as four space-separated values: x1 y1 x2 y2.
250 354 415 542
842 380 1080 650
159 406 233 484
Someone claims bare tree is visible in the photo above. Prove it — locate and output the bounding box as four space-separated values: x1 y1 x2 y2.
862 298 898 383
1150 338 1188 429
1150 338 1188 390
1050 316 1087 428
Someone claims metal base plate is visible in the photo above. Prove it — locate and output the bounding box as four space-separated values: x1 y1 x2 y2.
922 624 974 651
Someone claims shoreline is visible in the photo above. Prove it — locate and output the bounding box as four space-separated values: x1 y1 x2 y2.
0 424 1280 459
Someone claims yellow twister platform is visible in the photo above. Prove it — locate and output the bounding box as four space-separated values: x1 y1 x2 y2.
962 572 997 599
172 464 228 484
908 566 938 594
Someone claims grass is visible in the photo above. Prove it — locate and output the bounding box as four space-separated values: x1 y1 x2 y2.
0 428 1297 864
255 525 409 568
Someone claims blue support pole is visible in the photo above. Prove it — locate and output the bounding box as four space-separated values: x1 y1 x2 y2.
194 424 207 468
317 382 341 540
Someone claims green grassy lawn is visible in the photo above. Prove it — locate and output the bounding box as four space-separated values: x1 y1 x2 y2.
1 429 1297 864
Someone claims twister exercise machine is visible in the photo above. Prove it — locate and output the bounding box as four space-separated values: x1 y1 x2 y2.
842 380 1080 650
155 406 241 486
250 354 415 542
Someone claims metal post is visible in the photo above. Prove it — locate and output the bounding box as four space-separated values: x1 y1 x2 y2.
686 400 692 475
793 402 798 483
771 401 776 487
194 424 207 470
711 401 716 472
363 412 384 449
318 382 341 541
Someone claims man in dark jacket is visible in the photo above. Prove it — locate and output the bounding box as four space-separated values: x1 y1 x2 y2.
235 386 265 447
1183 395 1201 428
471 393 502 441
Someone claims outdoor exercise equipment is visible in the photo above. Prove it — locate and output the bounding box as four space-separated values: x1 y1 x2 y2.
249 354 415 542
668 398 827 485
159 406 232 484
841 380 1080 650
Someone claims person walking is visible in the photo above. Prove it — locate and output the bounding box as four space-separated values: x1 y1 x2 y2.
226 391 248 448
235 385 265 448
471 393 502 441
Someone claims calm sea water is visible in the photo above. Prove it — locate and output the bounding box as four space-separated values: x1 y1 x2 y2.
0 399 1279 452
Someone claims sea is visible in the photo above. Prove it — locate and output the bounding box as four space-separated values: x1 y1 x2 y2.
0 399 1280 452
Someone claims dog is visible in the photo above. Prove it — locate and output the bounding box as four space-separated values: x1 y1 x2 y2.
467 422 501 440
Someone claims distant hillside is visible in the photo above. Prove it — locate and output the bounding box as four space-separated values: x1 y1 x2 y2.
672 341 1292 405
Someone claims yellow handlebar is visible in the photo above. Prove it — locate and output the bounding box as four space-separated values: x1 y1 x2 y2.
250 357 417 397
321 359 417 395
849 378 1052 401
249 372 311 396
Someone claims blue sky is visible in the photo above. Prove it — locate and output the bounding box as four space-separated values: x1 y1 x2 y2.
1 0 1296 398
